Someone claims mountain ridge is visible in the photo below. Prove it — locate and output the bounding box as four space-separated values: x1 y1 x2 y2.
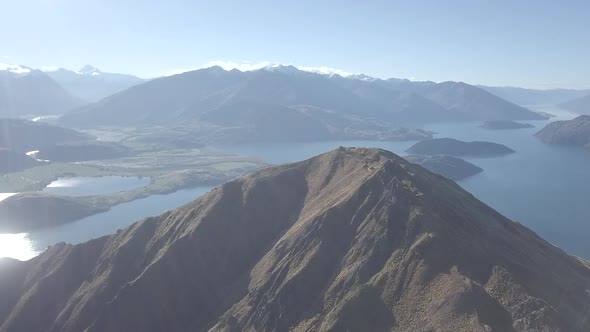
59 66 544 135
43 65 145 102
0 68 84 117
1 147 589 331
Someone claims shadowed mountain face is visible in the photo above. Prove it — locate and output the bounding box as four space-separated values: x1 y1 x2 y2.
59 67 544 131
405 154 483 180
0 69 83 117
384 80 546 121
0 119 92 152
535 115 590 147
1 147 589 332
0 149 41 174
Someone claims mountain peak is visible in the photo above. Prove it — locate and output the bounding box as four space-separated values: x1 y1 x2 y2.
0 63 31 75
2 147 589 331
263 64 301 75
78 65 101 75
348 73 377 81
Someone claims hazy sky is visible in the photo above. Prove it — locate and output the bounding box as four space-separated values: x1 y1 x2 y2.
2 0 589 89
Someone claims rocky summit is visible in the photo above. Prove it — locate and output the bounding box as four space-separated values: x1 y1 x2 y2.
1 147 589 332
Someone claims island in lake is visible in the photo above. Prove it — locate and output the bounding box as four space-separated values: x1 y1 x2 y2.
479 120 534 130
406 138 515 157
535 115 590 148
405 154 483 180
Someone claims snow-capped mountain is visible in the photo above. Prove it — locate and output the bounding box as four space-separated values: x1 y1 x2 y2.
0 63 32 75
347 73 377 82
0 64 83 117
42 65 145 102
77 65 101 76
262 64 354 78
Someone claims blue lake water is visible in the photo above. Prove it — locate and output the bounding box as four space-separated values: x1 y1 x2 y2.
43 176 151 196
0 186 213 260
2 108 588 261
214 115 590 259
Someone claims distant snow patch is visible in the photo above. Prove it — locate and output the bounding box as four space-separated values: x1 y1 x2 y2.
163 61 357 78
0 63 31 74
297 66 352 77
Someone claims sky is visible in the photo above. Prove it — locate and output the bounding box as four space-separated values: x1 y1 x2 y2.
1 0 589 89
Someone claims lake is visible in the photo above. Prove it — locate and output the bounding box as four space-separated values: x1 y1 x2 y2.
214 113 590 259
0 185 213 261
2 109 588 260
43 176 151 196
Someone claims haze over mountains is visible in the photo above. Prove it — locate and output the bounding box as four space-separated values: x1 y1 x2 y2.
59 65 544 133
1 148 589 331
0 63 147 118
43 65 145 102
0 64 82 117
479 86 590 107
5 61 589 127
561 93 590 114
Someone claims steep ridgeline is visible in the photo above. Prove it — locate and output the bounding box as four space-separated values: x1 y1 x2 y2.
59 66 544 131
1 148 589 332
535 115 590 148
0 65 83 117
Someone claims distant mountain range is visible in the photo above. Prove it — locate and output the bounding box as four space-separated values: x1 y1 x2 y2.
479 85 590 107
3 61 588 121
560 93 590 114
1 148 589 331
43 65 145 102
59 65 545 132
0 64 83 117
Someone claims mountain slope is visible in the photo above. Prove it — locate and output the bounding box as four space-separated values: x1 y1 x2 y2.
561 94 590 114
0 119 92 152
45 65 145 102
0 149 42 174
390 81 546 120
0 66 83 117
59 67 544 131
1 147 589 332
